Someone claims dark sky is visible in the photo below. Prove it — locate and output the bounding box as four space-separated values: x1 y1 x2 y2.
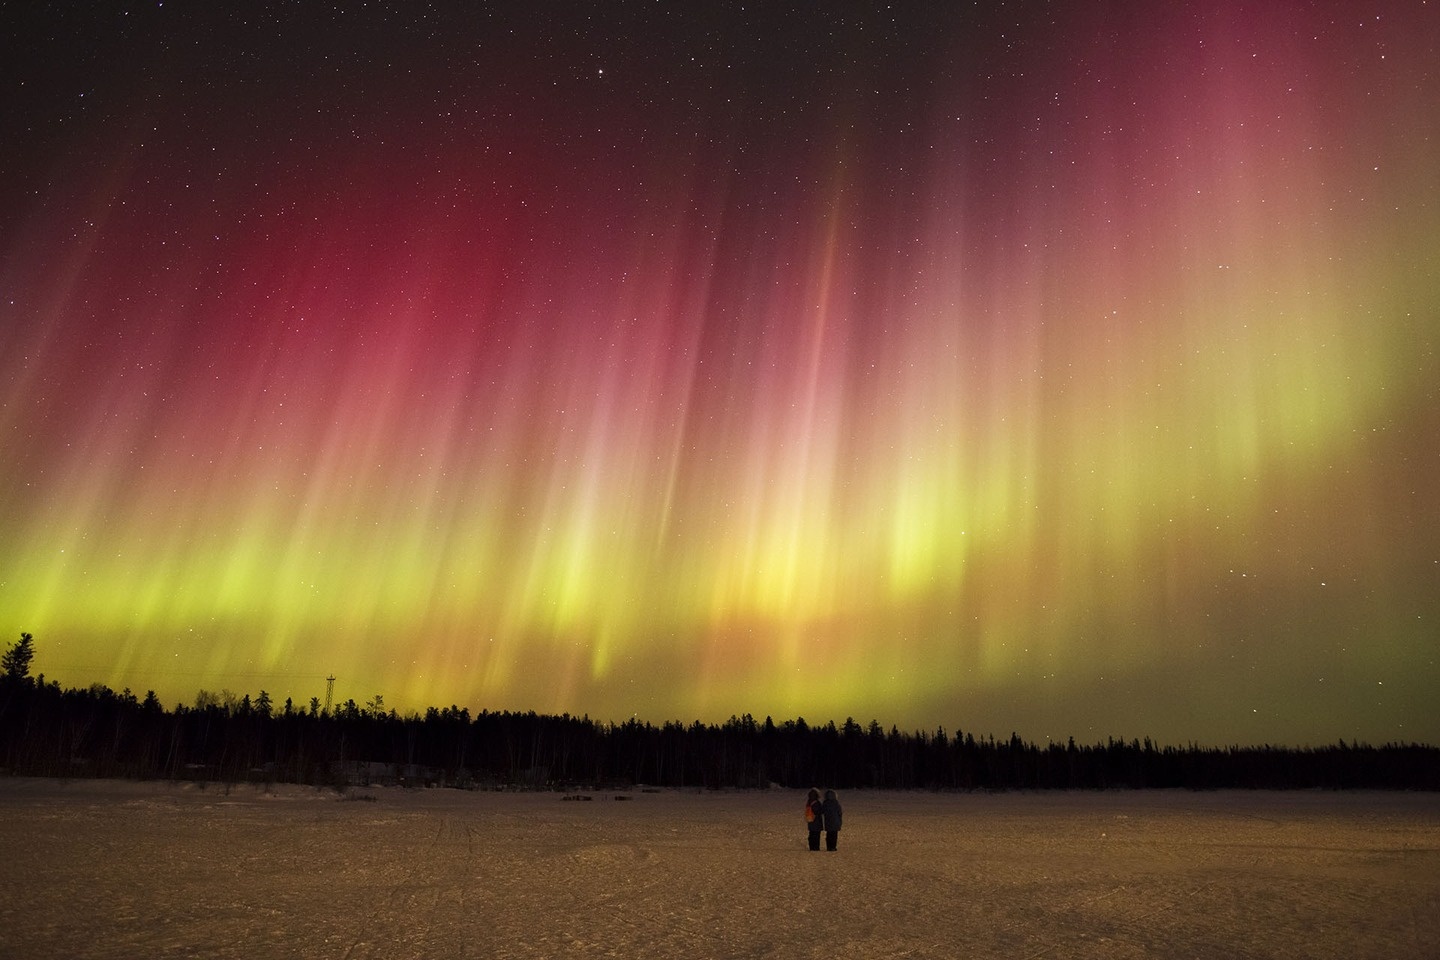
3 2 1437 745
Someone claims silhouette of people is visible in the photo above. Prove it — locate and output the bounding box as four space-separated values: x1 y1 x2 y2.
805 787 824 851
822 788 842 851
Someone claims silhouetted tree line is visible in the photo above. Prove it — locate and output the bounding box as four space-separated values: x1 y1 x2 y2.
2 634 1437 790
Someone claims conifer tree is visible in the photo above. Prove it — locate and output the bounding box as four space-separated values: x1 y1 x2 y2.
2 632 35 683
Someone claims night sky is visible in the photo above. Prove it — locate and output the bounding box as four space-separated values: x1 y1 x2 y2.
3 2 1437 745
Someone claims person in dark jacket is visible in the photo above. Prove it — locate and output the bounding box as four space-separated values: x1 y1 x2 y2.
822 789 843 851
805 788 824 851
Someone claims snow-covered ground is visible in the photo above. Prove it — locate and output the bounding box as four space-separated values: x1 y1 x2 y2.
0 779 1435 959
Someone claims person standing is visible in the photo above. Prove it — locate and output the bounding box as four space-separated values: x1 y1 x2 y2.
822 788 843 851
805 788 824 851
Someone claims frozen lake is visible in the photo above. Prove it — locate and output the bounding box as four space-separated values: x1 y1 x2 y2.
0 779 1435 958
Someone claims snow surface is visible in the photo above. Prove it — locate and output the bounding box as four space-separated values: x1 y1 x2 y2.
0 779 1436 959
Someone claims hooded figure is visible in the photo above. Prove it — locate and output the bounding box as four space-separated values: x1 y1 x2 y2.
805 788 824 851
822 789 843 851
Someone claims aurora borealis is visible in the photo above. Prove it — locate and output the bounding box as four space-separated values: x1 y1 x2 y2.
2 2 1436 745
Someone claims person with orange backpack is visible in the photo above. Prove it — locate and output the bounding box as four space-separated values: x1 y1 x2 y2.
804 787 824 850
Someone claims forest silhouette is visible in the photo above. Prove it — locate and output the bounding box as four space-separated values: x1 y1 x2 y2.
3 634 1436 791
